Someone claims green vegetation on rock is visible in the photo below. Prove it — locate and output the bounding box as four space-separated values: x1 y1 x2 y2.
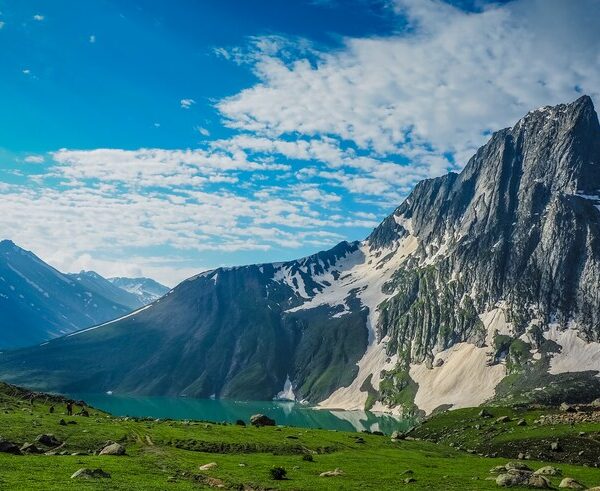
378 266 485 364
378 365 420 415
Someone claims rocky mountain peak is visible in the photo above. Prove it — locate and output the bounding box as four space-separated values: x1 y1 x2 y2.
2 96 600 414
508 94 599 194
368 96 600 252
0 239 19 252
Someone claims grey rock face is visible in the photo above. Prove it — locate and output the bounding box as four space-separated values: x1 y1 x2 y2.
35 434 62 447
71 468 111 479
249 414 276 427
98 442 126 456
374 96 600 367
0 438 22 455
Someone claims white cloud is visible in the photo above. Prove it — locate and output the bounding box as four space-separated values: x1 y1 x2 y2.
7 0 600 285
33 14 44 21
180 98 195 109
54 253 198 288
213 135 346 165
196 126 210 136
89 34 96 43
213 47 231 60
50 147 289 186
0 182 333 284
0 21 5 29
211 134 424 203
217 0 600 175
0 146 350 284
296 185 341 205
23 155 45 164
213 35 315 67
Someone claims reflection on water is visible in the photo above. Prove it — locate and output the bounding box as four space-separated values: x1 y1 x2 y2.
70 393 415 434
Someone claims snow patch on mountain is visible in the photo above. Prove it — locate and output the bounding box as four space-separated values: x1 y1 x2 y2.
273 243 362 300
273 266 310 298
410 342 506 415
274 375 296 401
67 304 153 337
316 234 419 411
284 247 364 313
108 277 169 305
480 306 513 345
5 262 49 297
421 229 455 267
545 324 600 375
393 214 413 235
574 191 600 212
405 306 514 415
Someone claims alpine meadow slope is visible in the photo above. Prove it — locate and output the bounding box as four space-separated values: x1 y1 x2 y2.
1 96 599 416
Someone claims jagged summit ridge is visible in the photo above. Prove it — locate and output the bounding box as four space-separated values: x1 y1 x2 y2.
370 95 600 251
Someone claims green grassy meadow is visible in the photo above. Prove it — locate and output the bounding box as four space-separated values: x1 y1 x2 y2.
1 384 600 490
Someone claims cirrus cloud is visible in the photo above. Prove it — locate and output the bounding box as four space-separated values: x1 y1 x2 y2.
180 98 196 109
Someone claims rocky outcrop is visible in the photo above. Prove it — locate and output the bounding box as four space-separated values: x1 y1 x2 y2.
374 95 600 350
71 468 111 479
98 442 126 456
250 414 276 427
0 438 22 455
35 434 62 447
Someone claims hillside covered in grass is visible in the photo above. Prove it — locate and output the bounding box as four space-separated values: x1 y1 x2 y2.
1 382 600 489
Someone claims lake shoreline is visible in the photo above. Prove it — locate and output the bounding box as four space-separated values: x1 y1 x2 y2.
65 392 415 434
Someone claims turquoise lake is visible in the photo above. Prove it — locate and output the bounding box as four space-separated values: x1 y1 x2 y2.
70 393 414 434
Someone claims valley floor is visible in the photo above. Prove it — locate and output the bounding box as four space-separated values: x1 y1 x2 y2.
1 383 600 490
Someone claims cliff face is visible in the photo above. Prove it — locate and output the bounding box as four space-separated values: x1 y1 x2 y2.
1 97 599 414
367 96 600 413
374 95 600 351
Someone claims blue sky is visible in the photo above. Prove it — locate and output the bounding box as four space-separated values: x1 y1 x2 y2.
0 1 398 151
0 0 599 285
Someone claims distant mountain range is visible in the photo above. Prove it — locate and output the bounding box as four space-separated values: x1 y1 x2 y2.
107 277 169 306
0 241 167 349
67 271 146 311
1 96 599 416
